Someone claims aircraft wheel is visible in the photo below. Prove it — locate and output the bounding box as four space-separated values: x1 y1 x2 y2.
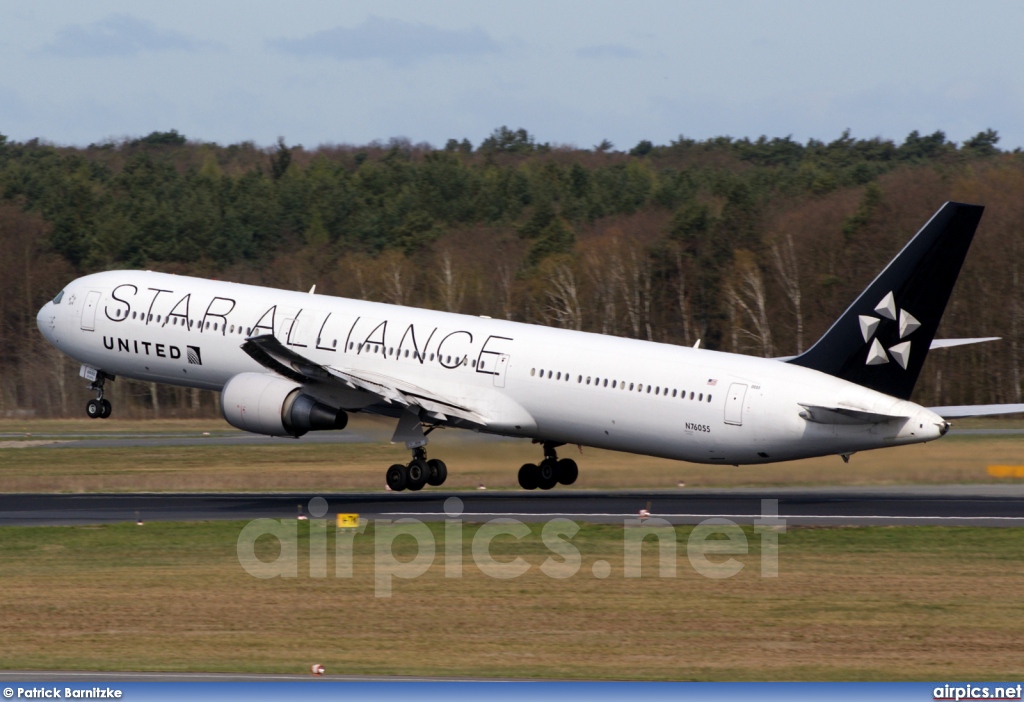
556 458 578 485
426 459 447 486
518 463 540 490
86 399 102 419
98 399 112 419
537 459 559 490
386 464 408 492
406 458 429 491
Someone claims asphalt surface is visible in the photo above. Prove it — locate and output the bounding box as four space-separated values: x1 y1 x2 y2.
2 486 1023 527
1 426 1018 449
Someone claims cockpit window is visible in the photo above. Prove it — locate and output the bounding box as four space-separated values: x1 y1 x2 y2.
52 290 65 304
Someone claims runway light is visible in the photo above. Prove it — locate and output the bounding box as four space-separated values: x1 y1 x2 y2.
310 664 325 676
677 481 686 487
477 483 487 490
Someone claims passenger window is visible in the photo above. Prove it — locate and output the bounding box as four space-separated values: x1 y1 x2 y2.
213 322 218 331
699 393 704 401
672 389 677 397
332 340 337 348
603 379 608 387
556 372 561 380
690 392 695 400
707 394 712 402
586 377 591 385
578 375 582 383
629 383 634 391
611 380 616 389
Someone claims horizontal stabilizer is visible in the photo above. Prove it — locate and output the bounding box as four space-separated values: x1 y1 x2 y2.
929 337 1001 349
930 404 1024 418
799 403 909 425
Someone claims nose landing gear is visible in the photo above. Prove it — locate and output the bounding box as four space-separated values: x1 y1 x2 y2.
85 371 113 419
518 442 578 490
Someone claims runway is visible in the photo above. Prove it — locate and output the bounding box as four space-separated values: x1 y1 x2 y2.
0 426 1016 450
2 485 1024 527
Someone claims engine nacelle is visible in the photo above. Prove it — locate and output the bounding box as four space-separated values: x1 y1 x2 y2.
220 372 348 437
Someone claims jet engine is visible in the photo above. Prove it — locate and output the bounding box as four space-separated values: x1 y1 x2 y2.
221 372 348 437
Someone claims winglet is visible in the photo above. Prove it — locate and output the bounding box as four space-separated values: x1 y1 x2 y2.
787 202 984 400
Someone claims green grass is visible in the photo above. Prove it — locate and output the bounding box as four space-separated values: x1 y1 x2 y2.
1 520 1023 680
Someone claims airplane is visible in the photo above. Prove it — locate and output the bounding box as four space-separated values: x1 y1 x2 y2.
35 201 1024 491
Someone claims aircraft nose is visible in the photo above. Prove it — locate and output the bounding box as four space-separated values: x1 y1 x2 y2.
37 301 54 341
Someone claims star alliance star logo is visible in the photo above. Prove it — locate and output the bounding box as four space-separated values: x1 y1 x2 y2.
858 291 919 369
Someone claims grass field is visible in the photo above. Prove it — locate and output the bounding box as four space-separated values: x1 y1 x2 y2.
1 418 1024 492
0 520 1022 680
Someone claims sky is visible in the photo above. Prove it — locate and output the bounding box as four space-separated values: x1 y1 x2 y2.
3 1 1023 151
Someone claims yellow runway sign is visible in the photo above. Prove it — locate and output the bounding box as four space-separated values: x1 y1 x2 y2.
987 465 1024 478
336 513 360 528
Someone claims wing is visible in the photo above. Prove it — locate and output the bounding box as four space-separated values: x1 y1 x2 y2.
929 404 1024 418
241 334 488 425
798 404 909 425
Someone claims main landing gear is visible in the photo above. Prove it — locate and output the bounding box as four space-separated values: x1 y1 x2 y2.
386 447 448 492
518 442 578 490
385 411 448 492
85 373 112 420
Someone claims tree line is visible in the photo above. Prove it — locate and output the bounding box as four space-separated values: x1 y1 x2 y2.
0 126 1021 418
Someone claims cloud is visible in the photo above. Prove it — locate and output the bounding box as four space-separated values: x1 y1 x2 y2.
42 14 211 58
576 44 641 60
269 16 500 65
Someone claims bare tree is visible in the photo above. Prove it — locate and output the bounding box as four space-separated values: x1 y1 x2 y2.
543 262 583 330
726 251 774 357
674 249 696 346
435 250 465 313
612 245 654 340
770 233 804 353
380 250 413 306
582 246 618 336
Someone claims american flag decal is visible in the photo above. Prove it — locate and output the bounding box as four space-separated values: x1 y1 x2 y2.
187 346 202 365
707 379 717 386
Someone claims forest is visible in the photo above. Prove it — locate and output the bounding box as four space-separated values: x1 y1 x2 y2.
0 125 1021 418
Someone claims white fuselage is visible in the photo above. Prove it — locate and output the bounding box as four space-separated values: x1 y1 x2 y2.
36 270 946 465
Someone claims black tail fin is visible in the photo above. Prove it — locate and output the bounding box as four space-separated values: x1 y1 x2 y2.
787 201 984 400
